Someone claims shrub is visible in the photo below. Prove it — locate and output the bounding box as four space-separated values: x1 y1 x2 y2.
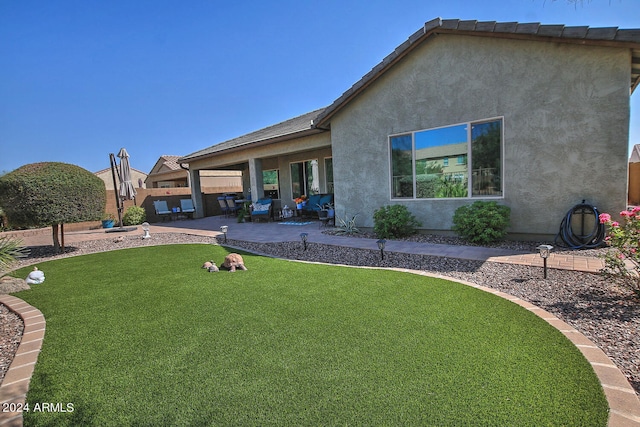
452 201 510 244
335 213 361 235
599 208 640 297
373 205 422 239
0 162 106 251
122 206 146 226
0 236 29 275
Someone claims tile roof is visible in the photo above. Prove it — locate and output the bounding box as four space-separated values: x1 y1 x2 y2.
179 108 326 163
314 18 640 126
158 155 182 171
180 18 639 163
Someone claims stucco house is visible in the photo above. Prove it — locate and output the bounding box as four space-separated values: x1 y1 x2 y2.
146 155 242 190
180 18 640 240
95 167 147 191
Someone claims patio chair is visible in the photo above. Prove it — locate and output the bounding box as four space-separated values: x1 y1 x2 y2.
180 199 196 219
153 200 172 222
217 196 230 217
225 196 241 217
251 197 272 222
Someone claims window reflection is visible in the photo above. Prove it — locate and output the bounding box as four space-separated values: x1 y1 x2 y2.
414 124 468 198
389 118 502 199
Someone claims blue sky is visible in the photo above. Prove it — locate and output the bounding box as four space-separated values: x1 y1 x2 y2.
1 0 638 174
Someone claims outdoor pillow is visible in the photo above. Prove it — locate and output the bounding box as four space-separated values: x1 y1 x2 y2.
252 203 270 213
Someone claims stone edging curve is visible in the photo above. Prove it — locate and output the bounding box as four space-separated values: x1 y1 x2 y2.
389 267 640 427
0 295 45 427
262 251 640 427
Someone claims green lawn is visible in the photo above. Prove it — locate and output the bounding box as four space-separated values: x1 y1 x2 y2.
12 244 607 426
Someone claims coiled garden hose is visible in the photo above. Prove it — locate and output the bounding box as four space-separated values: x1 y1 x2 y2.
554 201 606 249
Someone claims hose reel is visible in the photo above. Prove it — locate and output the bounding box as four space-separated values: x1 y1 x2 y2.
554 200 606 249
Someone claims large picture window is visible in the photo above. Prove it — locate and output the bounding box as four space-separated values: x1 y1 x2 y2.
390 118 502 199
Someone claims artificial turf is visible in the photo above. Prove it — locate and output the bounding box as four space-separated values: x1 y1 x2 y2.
11 244 608 426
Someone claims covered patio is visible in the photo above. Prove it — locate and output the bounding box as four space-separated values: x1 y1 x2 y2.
179 109 334 219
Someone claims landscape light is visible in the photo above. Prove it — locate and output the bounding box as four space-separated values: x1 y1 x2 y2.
141 222 150 239
377 239 386 260
220 225 228 243
537 244 553 279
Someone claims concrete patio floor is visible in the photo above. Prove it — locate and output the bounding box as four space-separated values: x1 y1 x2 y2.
11 215 604 273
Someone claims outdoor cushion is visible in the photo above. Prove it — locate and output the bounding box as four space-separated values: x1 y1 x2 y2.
303 194 332 213
251 198 272 221
252 203 270 214
180 199 195 213
318 194 333 207
306 194 322 209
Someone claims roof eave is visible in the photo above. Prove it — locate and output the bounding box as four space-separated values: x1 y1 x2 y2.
314 19 640 126
178 127 326 164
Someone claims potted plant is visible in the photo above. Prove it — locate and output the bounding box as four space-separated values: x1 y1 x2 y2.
102 213 116 229
237 202 251 223
294 195 307 210
324 202 335 219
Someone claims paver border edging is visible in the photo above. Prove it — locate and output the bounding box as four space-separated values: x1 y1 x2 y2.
0 295 45 427
0 243 638 426
452 275 640 427
389 268 640 426
225 244 640 427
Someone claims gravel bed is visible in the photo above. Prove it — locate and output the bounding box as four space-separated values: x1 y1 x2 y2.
1 232 637 397
0 304 24 384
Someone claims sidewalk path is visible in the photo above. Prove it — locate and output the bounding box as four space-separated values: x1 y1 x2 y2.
5 216 605 273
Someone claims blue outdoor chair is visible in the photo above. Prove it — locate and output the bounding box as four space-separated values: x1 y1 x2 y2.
217 196 230 217
251 198 272 222
153 200 172 222
180 199 196 219
225 196 241 217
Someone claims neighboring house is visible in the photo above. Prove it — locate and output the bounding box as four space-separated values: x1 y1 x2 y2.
630 144 640 163
95 167 147 191
179 18 640 239
628 144 640 205
146 155 189 188
146 155 242 191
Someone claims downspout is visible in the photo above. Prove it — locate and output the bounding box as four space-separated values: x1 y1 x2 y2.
180 163 191 188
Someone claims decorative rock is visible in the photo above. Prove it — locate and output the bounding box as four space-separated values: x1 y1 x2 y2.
222 253 247 272
25 267 45 284
0 276 30 294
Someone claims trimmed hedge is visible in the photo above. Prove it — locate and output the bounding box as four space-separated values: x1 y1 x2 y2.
0 162 106 228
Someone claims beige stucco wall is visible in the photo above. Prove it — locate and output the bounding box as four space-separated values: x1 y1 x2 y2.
97 169 147 190
330 34 631 238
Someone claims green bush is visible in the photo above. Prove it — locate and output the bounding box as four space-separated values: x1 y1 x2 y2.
0 236 29 275
0 162 106 251
0 162 105 227
452 201 510 244
373 205 422 239
122 206 146 226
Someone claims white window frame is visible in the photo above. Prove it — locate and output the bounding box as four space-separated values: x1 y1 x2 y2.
388 116 505 201
289 158 319 198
